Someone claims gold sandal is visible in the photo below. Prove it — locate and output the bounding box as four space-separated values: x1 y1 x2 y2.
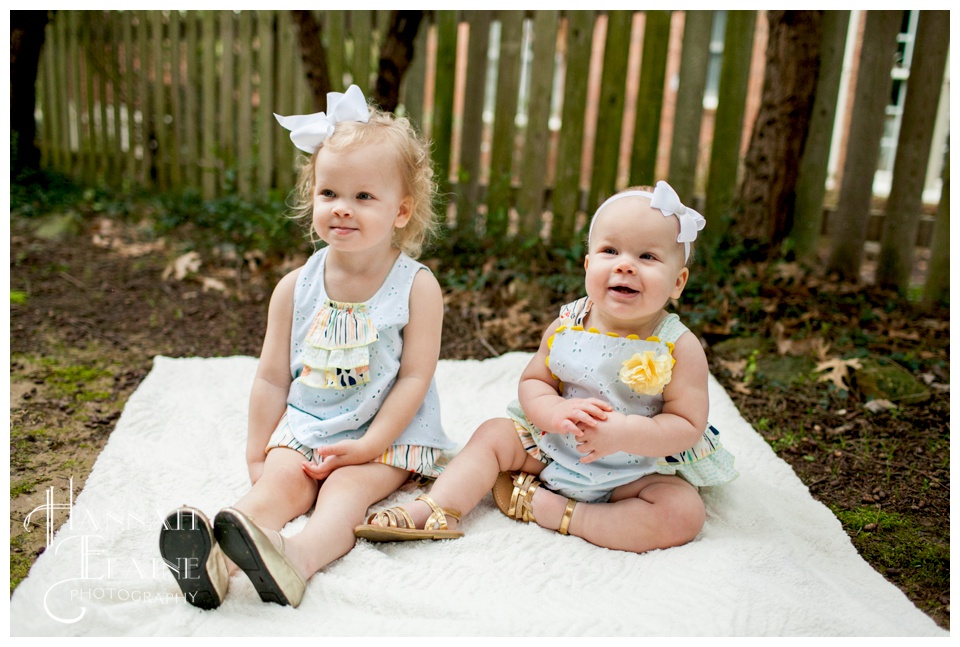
354 494 464 542
492 471 578 535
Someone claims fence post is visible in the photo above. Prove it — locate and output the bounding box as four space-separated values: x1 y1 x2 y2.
486 11 524 242
792 10 850 263
430 11 458 203
516 10 559 241
588 10 633 213
667 11 713 202
700 10 756 257
826 10 901 281
876 10 950 293
629 10 671 187
922 153 949 307
454 12 490 237
184 12 199 190
202 11 217 199
551 11 595 248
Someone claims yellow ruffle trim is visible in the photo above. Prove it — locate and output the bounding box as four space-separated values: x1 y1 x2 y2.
546 325 676 394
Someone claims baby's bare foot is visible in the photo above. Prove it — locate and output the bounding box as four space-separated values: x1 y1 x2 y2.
531 487 571 532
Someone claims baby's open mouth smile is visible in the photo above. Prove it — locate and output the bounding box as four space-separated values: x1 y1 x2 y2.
610 285 638 295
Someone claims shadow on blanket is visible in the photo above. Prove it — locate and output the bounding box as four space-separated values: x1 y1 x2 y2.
9 355 946 636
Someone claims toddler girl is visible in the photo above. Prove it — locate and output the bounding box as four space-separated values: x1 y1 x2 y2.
159 85 452 608
355 181 736 553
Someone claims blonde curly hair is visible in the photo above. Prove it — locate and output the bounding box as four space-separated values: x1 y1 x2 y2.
289 108 439 259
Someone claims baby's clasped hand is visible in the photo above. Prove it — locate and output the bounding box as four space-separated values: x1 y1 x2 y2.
574 410 632 463
544 397 612 436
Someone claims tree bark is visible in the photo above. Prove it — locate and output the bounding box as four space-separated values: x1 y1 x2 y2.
374 10 422 113
876 10 950 292
735 10 822 251
10 10 50 173
290 10 331 112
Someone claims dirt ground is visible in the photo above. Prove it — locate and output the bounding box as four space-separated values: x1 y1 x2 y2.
9 214 949 630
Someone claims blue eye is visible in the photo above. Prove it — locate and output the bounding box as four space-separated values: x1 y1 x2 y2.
357 192 373 200
318 189 335 198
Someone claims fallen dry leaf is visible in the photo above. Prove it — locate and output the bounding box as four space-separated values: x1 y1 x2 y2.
719 359 747 379
815 357 863 391
200 276 229 293
731 381 752 395
163 251 202 281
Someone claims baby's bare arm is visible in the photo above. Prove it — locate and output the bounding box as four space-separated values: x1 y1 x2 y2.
518 319 612 435
576 331 709 462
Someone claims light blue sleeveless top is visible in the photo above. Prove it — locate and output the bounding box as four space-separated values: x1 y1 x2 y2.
510 297 737 502
284 247 452 452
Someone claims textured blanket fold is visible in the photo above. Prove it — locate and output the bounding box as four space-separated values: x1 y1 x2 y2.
9 354 946 636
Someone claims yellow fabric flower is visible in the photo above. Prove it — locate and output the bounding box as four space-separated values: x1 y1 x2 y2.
619 350 675 395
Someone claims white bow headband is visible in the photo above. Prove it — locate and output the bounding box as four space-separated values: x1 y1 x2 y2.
274 84 370 154
587 181 706 262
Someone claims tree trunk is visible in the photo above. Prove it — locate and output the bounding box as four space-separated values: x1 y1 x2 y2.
792 11 850 263
735 10 822 251
290 10 331 112
876 10 950 293
10 10 50 173
826 11 901 281
374 11 422 113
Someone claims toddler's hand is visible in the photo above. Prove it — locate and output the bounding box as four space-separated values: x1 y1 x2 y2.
247 458 265 486
301 439 378 481
543 397 613 436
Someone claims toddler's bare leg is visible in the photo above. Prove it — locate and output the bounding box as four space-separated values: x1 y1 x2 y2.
232 447 319 532
282 462 409 579
394 417 544 530
539 473 705 553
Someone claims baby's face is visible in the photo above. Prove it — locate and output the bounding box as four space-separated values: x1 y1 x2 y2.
583 197 688 330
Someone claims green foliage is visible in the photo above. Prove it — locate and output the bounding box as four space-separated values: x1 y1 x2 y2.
153 188 305 257
10 168 84 218
10 291 28 305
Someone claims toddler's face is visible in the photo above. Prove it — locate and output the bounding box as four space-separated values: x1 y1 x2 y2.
311 144 412 254
583 197 688 331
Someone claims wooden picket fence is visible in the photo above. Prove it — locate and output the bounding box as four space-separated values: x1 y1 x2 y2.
36 9 762 249
33 10 943 257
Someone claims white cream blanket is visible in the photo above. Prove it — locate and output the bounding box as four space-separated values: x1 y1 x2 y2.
9 355 946 636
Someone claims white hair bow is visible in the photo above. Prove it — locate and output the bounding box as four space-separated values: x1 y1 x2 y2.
274 84 370 154
588 180 705 262
649 181 705 262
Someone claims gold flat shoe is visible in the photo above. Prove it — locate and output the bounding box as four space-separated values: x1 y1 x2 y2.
159 506 229 609
213 507 306 608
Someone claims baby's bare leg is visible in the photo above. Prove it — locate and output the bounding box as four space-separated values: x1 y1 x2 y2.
397 417 543 530
282 462 409 579
541 473 705 553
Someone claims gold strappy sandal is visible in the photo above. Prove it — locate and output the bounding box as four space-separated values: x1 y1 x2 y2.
492 471 578 535
354 494 464 542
